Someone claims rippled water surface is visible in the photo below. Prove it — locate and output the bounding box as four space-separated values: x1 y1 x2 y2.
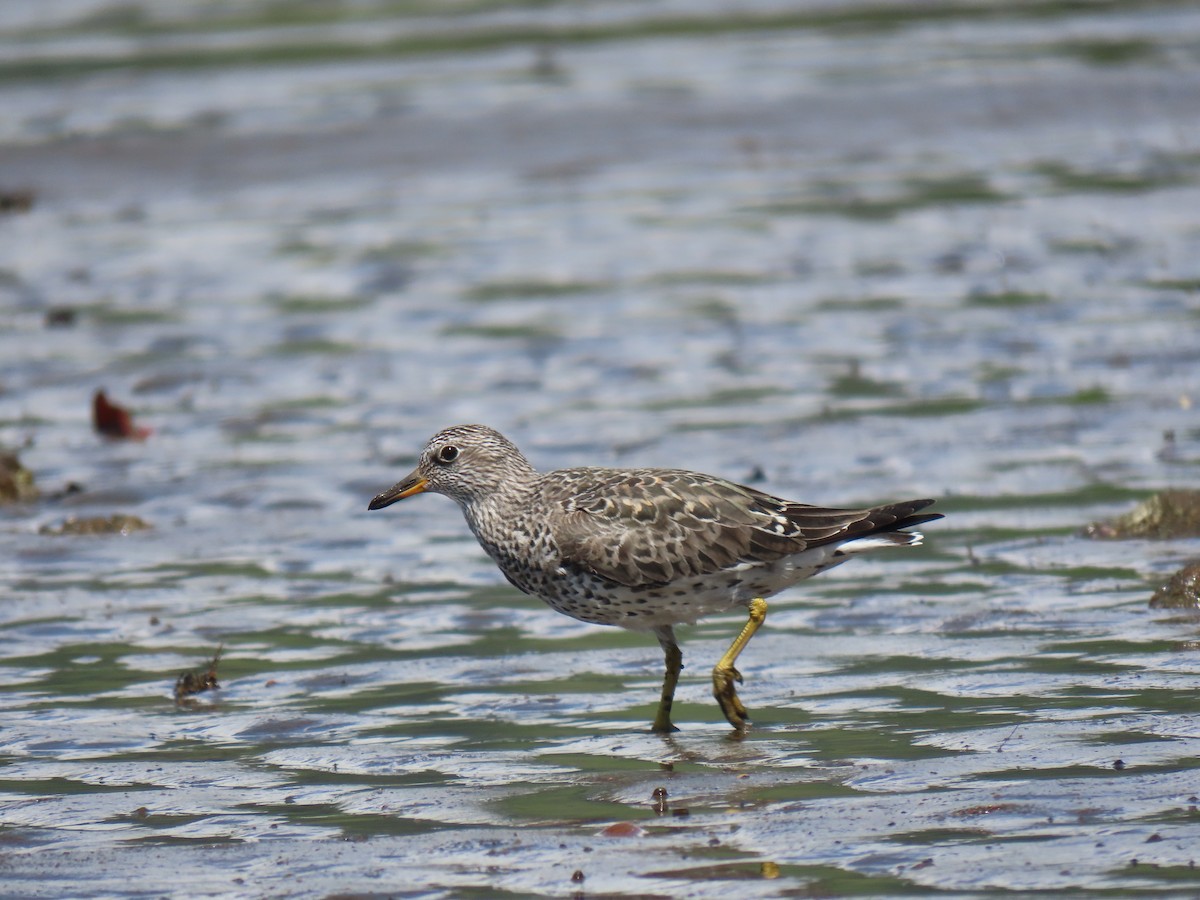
4 1 1200 896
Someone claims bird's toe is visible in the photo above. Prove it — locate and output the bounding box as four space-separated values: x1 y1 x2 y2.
712 664 750 730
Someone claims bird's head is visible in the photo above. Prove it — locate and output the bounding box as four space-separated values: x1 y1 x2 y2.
368 424 535 511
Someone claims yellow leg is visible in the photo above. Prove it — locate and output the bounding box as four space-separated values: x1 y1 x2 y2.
712 598 767 730
652 626 683 733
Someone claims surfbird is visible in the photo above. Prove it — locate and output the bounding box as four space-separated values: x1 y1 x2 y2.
369 424 941 732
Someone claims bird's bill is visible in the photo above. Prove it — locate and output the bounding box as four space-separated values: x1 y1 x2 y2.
368 472 428 510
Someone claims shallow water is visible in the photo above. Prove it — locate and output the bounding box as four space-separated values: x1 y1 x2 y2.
3 1 1200 896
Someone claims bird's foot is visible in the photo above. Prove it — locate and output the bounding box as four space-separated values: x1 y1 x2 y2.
651 714 680 734
651 688 680 733
712 664 749 730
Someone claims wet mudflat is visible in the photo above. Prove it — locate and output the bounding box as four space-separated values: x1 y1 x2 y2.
3 0 1200 895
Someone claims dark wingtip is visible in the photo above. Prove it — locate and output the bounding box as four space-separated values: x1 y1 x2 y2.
900 512 944 528
859 499 943 536
894 499 943 531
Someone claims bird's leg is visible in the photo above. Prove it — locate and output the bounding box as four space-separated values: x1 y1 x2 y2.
712 598 767 730
652 625 683 733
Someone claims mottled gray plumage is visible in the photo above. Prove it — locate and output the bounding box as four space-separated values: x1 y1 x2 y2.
369 424 941 731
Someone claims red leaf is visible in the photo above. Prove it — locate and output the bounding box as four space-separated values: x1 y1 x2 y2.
601 822 643 837
93 390 151 440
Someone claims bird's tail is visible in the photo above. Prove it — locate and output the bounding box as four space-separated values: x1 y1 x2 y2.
836 499 941 555
840 530 925 553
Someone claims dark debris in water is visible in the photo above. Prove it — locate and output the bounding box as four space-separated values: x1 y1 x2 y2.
1150 562 1200 610
0 188 35 214
1084 490 1200 540
44 307 78 328
39 514 151 536
174 646 223 701
951 803 1022 817
0 449 37 504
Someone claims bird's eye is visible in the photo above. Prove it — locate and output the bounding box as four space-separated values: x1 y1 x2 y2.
437 445 459 464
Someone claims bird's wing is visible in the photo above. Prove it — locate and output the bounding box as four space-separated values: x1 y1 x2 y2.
547 468 896 587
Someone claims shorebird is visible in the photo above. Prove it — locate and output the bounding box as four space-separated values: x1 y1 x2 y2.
369 424 940 732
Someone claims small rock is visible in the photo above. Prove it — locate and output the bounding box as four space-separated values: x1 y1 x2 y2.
40 514 152 536
1086 490 1200 539
651 786 668 815
0 449 38 504
1150 562 1200 609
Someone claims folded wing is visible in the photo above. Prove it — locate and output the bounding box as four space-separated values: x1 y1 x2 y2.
548 468 938 587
